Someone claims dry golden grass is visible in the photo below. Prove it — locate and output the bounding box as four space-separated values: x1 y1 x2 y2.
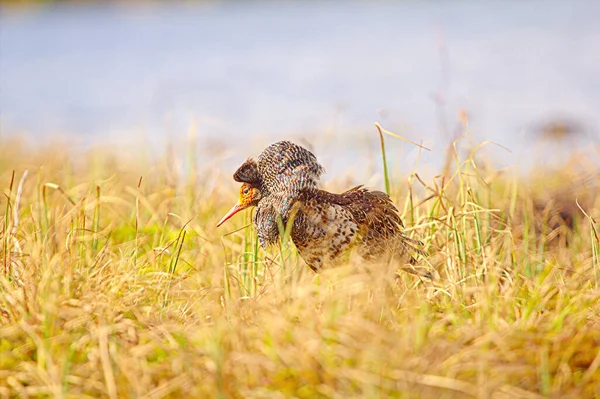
1 135 599 399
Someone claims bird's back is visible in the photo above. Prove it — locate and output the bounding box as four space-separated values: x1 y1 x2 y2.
291 186 414 270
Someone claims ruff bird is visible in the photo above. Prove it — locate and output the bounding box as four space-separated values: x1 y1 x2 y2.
217 141 426 274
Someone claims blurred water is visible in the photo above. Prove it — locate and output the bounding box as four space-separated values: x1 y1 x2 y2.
1 1 599 176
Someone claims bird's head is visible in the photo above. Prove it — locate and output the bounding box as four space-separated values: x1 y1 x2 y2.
216 183 263 227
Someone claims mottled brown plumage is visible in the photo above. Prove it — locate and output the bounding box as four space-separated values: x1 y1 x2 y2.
290 185 421 271
218 141 425 274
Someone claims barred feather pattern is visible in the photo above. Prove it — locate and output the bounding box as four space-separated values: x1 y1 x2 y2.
256 141 325 201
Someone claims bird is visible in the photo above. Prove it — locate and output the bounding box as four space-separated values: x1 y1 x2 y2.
217 141 426 274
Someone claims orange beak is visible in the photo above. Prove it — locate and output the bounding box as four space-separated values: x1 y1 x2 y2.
216 201 247 227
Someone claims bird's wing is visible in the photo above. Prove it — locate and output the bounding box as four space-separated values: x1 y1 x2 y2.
298 186 418 257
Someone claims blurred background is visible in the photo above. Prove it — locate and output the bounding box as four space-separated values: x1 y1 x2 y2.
1 0 599 181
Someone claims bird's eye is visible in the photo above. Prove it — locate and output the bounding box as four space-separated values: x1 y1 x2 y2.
242 187 250 195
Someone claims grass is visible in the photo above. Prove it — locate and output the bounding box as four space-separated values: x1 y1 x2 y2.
0 132 599 399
